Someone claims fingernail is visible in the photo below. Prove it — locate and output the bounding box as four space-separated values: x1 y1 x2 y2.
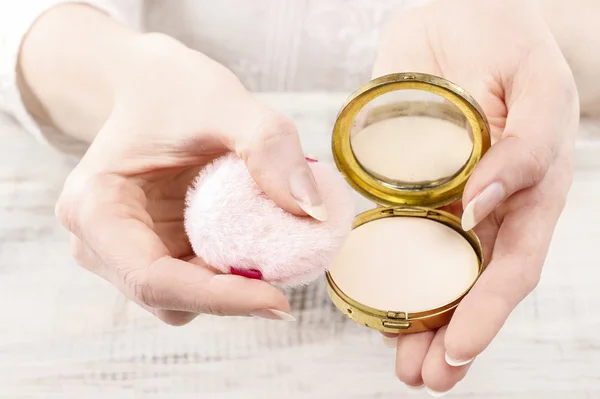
230 268 263 280
305 155 318 163
405 384 425 391
461 182 505 231
445 352 474 367
382 335 398 348
426 387 452 397
289 167 328 221
250 309 296 321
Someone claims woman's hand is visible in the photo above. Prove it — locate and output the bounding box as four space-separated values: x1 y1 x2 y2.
374 0 579 394
21 5 325 325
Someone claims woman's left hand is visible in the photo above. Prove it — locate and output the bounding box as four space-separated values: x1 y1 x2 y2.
373 0 579 394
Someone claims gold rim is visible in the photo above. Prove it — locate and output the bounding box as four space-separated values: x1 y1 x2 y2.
332 72 492 208
325 207 485 334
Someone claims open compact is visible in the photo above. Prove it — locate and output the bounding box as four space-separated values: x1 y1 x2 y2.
326 72 491 334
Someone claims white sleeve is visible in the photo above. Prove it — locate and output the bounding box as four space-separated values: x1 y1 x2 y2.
0 1 127 153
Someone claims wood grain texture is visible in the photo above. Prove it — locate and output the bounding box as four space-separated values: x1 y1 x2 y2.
0 93 600 399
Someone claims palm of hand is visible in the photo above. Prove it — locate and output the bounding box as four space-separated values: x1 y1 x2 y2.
141 166 203 260
68 164 211 325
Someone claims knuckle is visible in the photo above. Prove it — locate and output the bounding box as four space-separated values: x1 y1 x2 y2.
127 271 158 308
239 111 298 160
554 65 578 102
55 169 97 235
257 112 297 141
69 236 87 267
55 193 80 233
54 198 70 229
200 297 227 317
507 257 542 297
396 366 423 387
521 268 542 294
522 141 553 185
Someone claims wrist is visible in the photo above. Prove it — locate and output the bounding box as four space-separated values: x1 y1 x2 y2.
111 32 239 116
114 32 197 88
115 32 230 89
18 3 144 141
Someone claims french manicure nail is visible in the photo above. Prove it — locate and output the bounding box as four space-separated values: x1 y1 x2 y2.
382 335 398 348
405 384 425 390
445 352 474 367
289 167 328 221
461 182 505 231
250 309 296 321
425 387 452 397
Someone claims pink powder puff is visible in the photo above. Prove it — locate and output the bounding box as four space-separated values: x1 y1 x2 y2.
184 153 355 288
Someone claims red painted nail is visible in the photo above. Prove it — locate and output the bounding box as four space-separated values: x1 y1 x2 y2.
230 268 263 280
305 156 318 163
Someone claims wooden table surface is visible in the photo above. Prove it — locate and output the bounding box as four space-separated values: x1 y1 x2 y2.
1 93 600 399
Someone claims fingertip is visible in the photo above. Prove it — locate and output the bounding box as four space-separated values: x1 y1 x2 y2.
425 386 453 397
394 332 435 386
444 303 495 363
460 181 505 231
444 352 474 367
210 273 291 314
249 308 296 322
404 383 425 391
288 164 328 221
446 262 525 363
212 274 294 320
460 200 477 231
444 320 480 364
237 112 326 219
154 309 199 327
422 327 470 395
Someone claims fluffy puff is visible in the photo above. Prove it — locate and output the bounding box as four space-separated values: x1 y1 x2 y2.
184 153 355 288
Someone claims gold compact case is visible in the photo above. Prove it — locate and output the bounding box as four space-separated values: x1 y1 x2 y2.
326 72 491 334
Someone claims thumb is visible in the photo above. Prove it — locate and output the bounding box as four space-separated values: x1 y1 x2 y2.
460 47 578 231
226 100 328 221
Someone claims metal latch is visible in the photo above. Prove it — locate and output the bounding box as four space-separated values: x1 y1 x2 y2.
382 311 411 329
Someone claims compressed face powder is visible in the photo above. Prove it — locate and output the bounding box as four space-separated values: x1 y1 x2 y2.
329 216 479 312
351 116 473 183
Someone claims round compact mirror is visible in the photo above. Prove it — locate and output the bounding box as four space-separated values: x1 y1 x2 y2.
332 72 491 209
350 89 474 189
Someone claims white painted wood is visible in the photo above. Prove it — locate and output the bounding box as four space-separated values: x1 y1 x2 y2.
1 93 600 398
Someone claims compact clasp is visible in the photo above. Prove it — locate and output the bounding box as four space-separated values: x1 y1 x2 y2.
382 311 411 329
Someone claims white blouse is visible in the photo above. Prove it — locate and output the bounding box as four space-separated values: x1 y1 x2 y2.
0 0 428 152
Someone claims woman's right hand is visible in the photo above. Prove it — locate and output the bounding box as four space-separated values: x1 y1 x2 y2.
51 31 323 325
